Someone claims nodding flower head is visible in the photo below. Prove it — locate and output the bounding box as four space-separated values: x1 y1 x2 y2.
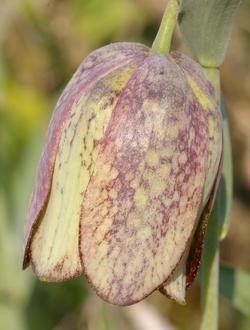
22 42 222 306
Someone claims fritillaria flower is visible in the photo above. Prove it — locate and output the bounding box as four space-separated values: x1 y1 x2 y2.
22 42 222 305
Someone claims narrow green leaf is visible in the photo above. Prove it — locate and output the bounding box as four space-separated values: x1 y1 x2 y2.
220 264 250 318
217 99 233 240
179 0 241 67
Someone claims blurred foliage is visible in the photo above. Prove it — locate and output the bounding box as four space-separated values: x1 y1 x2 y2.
0 0 250 329
220 264 250 318
27 279 89 330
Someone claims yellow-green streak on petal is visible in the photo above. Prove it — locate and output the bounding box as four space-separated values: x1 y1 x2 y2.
187 77 221 163
30 63 137 281
187 76 214 111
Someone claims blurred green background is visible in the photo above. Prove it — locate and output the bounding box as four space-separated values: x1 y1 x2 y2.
0 0 250 329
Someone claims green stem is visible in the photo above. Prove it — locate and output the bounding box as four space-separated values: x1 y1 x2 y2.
151 0 180 55
201 68 221 330
201 208 219 330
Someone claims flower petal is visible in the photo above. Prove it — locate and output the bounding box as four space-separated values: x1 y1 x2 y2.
160 149 223 302
171 51 215 101
159 249 188 304
29 58 143 281
80 55 210 305
172 51 222 206
159 54 223 303
22 43 148 269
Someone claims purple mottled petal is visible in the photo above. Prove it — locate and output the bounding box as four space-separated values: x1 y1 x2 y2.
79 54 211 305
171 51 215 100
176 53 222 216
22 43 148 268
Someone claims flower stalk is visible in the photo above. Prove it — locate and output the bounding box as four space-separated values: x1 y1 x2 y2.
151 0 180 55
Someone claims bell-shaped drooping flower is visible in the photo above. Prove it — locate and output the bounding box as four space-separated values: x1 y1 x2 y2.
22 42 222 306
